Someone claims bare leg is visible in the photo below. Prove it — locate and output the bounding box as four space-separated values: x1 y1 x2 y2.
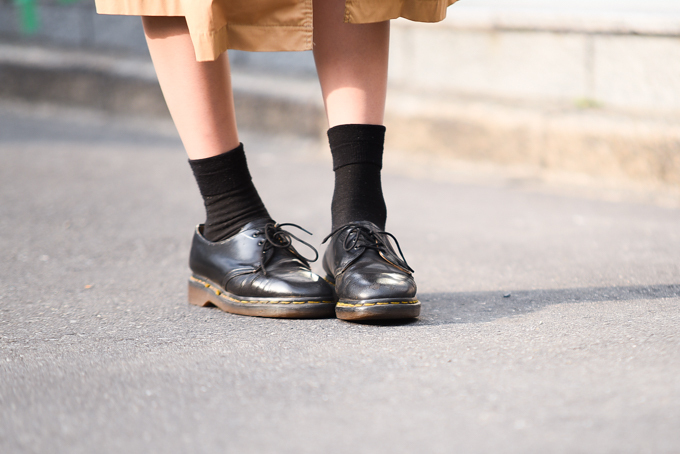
312 0 390 127
312 2 417 321
142 16 239 159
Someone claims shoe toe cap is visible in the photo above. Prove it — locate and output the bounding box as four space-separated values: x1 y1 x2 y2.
337 267 416 302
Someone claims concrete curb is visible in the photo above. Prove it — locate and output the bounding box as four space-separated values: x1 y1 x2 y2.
385 91 680 185
0 42 326 138
1 42 679 186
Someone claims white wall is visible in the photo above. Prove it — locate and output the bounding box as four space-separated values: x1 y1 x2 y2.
388 0 680 113
454 0 680 14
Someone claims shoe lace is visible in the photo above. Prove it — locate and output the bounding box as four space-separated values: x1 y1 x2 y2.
322 223 414 273
254 222 319 275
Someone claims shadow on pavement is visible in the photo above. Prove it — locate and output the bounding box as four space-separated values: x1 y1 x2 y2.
415 284 680 326
346 319 420 327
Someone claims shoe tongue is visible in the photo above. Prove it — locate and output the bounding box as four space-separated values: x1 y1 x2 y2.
239 218 275 233
347 220 382 231
337 221 379 247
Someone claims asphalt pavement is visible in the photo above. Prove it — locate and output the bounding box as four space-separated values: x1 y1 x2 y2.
1 101 679 453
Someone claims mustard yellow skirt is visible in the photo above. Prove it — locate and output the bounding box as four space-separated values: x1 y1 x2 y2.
95 0 458 61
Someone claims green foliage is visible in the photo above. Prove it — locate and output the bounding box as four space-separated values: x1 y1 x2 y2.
13 0 84 34
13 0 38 34
574 98 603 109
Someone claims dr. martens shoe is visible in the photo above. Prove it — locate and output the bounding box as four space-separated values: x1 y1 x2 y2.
188 220 336 318
322 221 419 321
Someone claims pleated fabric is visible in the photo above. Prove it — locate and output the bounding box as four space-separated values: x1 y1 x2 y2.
95 0 459 61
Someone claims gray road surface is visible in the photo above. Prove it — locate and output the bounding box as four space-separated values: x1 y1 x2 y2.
1 101 679 453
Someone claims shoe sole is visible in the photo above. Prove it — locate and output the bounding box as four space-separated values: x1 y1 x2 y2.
188 275 336 319
335 298 420 321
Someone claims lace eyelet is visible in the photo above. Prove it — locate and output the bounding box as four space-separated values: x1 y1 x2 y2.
258 241 264 246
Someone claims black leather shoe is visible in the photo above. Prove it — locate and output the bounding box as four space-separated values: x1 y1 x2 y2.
322 221 419 321
188 220 336 318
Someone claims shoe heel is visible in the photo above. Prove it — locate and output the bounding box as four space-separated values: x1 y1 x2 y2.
188 279 217 307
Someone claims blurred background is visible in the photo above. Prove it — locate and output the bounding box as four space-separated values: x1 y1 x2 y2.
1 0 679 185
3 5 680 452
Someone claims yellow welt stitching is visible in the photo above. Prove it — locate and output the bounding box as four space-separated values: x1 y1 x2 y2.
338 300 420 307
193 276 334 306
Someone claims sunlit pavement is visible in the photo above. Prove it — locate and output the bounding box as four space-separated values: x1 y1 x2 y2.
1 101 679 453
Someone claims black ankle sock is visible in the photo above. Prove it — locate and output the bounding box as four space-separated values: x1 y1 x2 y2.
189 143 271 242
328 124 387 230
